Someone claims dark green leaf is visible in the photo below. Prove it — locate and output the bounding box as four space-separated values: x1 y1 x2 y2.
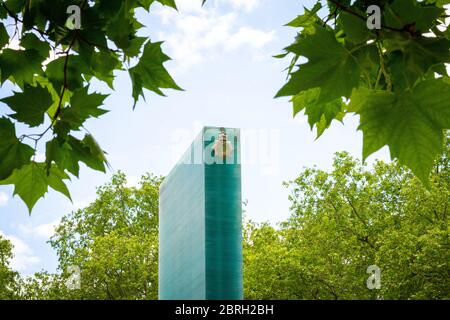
21 33 50 59
276 26 360 103
105 3 135 51
129 41 182 107
292 88 344 137
340 11 370 44
158 0 177 9
384 0 444 32
348 78 450 185
82 134 108 165
123 37 146 58
0 49 43 86
0 117 34 180
0 162 48 213
5 0 27 14
385 35 450 89
292 88 344 138
90 51 121 88
0 161 71 212
0 23 8 49
46 138 80 177
47 165 72 201
67 135 107 172
286 3 322 28
139 0 178 10
55 86 108 134
1 84 53 127
45 55 88 92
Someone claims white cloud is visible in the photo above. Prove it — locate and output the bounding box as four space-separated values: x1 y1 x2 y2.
226 26 274 51
71 198 93 211
0 231 40 272
154 1 274 73
176 0 205 13
0 192 9 206
175 0 261 12
227 0 261 11
18 219 60 239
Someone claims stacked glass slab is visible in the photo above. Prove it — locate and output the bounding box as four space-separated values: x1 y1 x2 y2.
159 127 243 300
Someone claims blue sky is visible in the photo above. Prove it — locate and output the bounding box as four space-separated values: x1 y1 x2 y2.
0 0 391 276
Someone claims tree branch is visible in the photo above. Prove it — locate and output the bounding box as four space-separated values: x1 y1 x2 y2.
327 0 407 33
1 2 50 37
77 34 121 54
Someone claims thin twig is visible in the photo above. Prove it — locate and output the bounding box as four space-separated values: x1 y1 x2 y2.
1 2 49 37
323 5 338 27
376 41 392 91
53 32 78 123
374 66 382 90
24 31 79 144
77 34 121 53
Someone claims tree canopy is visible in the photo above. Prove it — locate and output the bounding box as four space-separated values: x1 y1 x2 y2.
244 141 449 299
0 0 449 300
21 172 161 299
0 234 21 299
0 140 448 299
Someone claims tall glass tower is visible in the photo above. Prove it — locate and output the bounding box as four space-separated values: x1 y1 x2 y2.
159 127 243 300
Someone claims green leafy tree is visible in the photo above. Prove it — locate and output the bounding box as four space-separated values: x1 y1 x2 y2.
0 235 21 299
277 0 450 185
243 221 307 299
12 146 450 299
21 172 161 299
375 136 450 299
244 142 449 299
19 272 72 300
0 0 204 212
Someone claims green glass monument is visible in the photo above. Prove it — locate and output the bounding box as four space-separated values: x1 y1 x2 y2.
159 127 243 300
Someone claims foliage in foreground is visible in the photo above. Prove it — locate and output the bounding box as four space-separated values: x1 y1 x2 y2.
0 145 449 299
0 0 185 212
277 0 450 186
1 0 449 214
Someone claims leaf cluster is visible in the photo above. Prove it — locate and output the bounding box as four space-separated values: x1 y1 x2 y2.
0 0 183 212
277 0 450 185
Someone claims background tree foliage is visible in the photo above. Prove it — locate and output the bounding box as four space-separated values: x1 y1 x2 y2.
20 172 161 299
277 0 450 186
244 137 450 300
0 0 447 301
0 234 21 299
0 140 448 299
0 0 186 212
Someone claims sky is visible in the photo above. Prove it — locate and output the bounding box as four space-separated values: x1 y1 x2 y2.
0 0 393 276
